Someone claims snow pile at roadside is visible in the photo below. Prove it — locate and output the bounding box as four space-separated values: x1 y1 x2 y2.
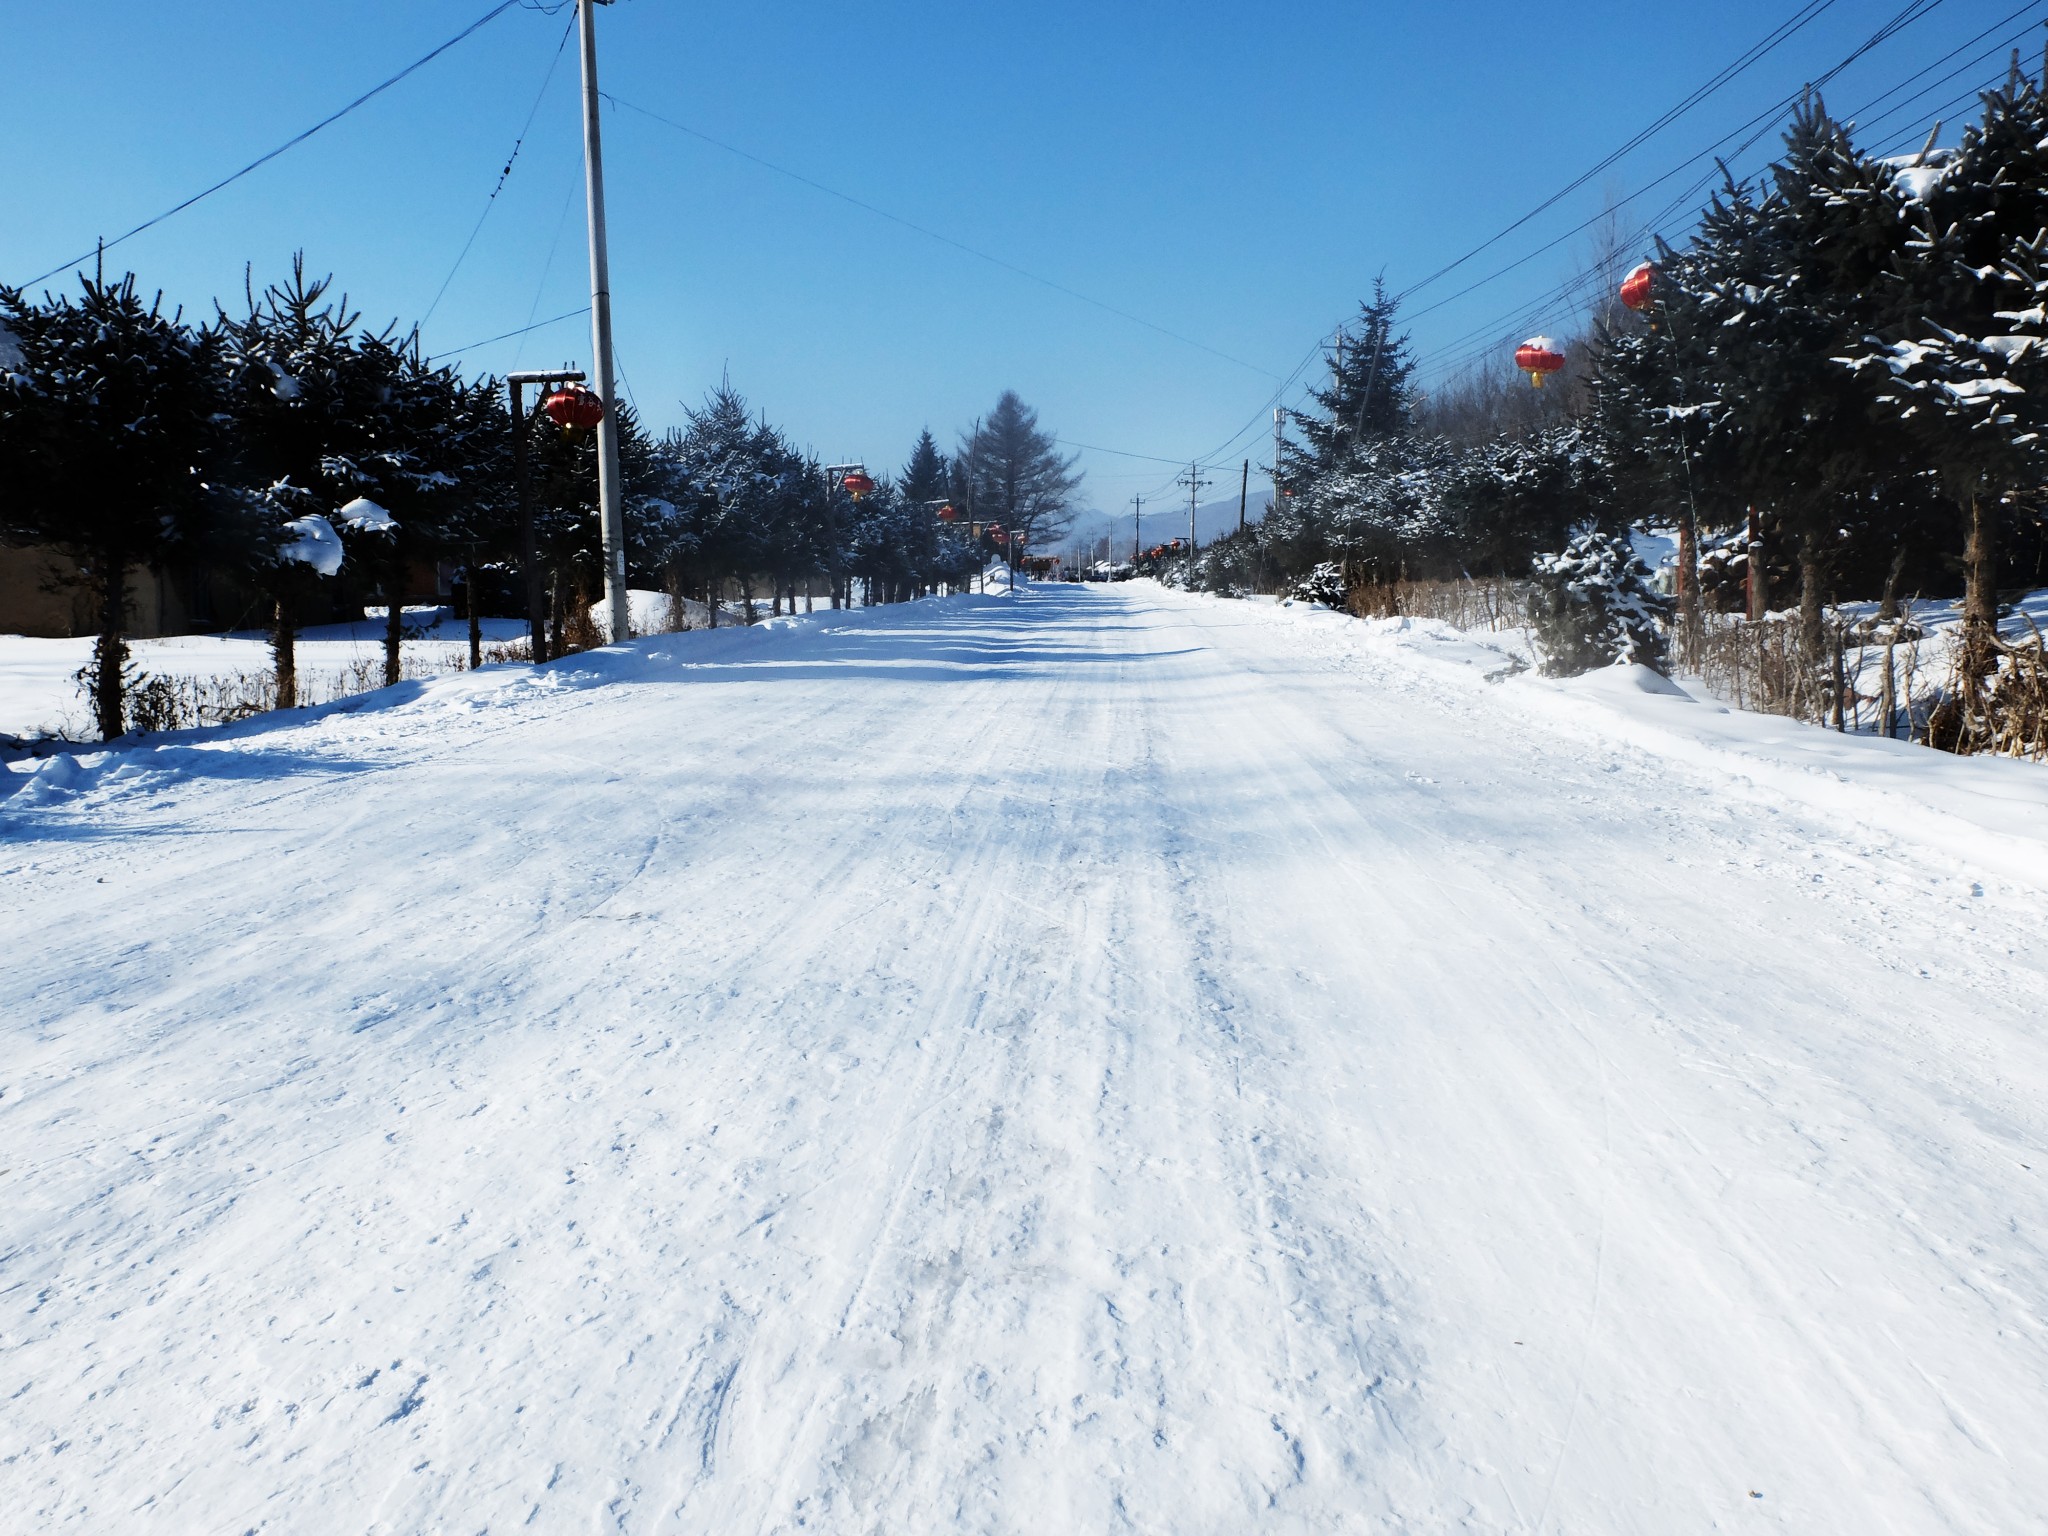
1257 593 2048 891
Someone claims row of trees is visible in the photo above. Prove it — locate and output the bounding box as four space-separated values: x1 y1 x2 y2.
1185 61 2048 729
1181 279 1619 599
1 252 1083 738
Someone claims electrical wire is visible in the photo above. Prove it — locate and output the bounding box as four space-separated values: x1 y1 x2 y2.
1400 0 1968 342
1055 438 1194 465
15 0 527 290
1392 0 1850 305
511 166 585 372
1406 0 2039 379
428 304 589 360
1131 0 1984 479
602 92 1281 382
421 13 576 322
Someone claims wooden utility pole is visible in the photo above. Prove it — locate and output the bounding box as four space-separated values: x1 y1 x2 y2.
1132 496 1142 562
508 369 585 663
1238 459 1249 532
1746 505 1765 621
467 539 482 670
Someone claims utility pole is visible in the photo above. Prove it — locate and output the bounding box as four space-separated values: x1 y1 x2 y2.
507 368 586 663
1238 459 1248 532
1132 495 1142 562
577 0 631 647
1176 463 1211 556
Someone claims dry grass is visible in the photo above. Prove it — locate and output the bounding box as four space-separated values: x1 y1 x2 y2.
1344 575 1532 632
117 647 480 736
1927 620 2048 760
1331 572 2048 761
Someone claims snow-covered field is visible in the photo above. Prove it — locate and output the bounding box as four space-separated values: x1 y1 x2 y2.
0 612 529 740
3 582 2046 1533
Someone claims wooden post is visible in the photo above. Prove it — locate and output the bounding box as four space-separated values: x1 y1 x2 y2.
467 542 482 670
511 379 546 662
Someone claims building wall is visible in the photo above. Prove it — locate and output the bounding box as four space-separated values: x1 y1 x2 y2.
0 544 209 638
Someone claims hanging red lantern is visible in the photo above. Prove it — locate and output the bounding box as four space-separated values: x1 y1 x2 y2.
1515 336 1566 389
542 384 606 433
841 470 876 499
1620 262 1655 313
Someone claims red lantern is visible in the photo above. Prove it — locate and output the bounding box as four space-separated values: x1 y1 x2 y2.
841 470 876 499
1515 337 1566 389
542 384 606 432
1620 262 1654 313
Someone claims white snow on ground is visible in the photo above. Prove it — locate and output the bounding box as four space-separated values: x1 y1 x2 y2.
3 582 2046 1533
0 613 529 740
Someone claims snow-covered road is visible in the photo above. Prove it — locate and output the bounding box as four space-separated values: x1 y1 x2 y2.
4 583 2045 1533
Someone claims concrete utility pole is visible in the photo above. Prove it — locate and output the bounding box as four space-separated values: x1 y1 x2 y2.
577 0 631 646
1238 459 1248 532
1132 495 1142 562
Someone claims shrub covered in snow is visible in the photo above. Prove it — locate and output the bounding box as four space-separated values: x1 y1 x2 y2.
1529 532 1670 677
1290 562 1347 608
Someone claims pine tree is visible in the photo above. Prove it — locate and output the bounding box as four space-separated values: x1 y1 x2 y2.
1691 99 1908 660
1530 531 1671 676
899 428 949 505
656 384 798 625
218 258 385 703
0 273 235 737
954 392 1082 556
1283 279 1416 492
1845 56 2048 676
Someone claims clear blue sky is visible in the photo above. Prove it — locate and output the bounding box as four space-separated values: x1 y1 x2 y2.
4 1 2030 512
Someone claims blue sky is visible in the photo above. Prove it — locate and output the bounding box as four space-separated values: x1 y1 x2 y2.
3 1 2030 512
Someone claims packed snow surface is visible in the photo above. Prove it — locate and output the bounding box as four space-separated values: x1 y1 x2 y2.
3 583 2046 1533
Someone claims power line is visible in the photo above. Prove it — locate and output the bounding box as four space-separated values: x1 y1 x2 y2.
428 304 589 360
1169 0 1972 488
1055 438 1193 465
1408 0 2024 379
511 164 585 372
1392 0 1850 306
603 92 1282 381
15 0 527 290
422 13 576 323
1402 0 1967 343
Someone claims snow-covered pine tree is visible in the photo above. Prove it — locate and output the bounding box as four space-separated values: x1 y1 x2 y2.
0 274 235 737
656 384 795 625
1438 426 1611 578
219 258 383 704
1847 226 2048 743
1694 98 1910 662
1529 530 1671 676
1589 234 1736 623
1283 279 1415 496
1843 55 2048 679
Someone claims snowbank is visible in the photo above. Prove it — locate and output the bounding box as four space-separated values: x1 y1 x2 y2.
1253 593 2048 892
